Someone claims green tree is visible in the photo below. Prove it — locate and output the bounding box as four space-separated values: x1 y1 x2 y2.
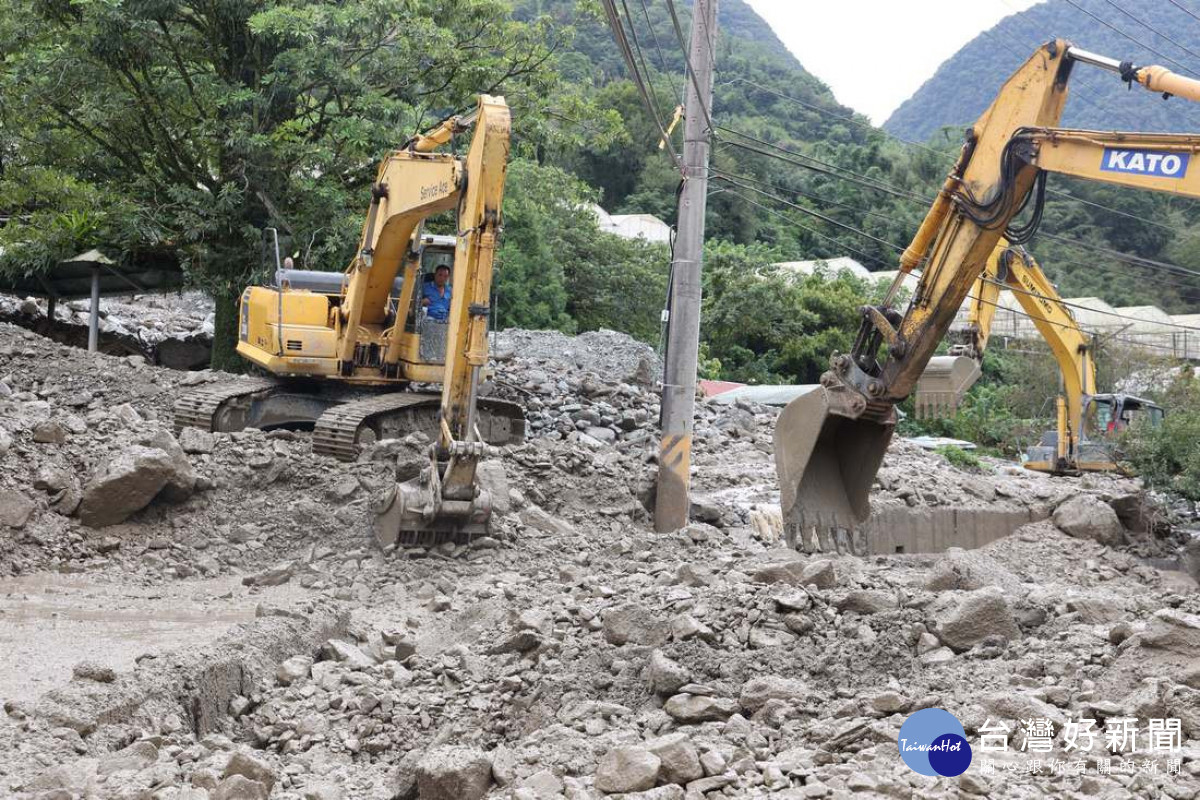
1123 369 1200 499
0 0 560 368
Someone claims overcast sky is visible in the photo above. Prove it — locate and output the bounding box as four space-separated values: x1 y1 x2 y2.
745 0 1043 124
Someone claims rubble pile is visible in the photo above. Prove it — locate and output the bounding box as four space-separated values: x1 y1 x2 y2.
1 321 1198 799
0 293 215 368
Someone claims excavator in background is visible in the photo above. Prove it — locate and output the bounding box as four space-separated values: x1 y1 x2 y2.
913 241 1165 474
174 95 524 545
775 40 1200 554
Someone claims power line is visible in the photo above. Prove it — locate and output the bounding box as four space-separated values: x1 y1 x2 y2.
1038 232 1200 281
727 75 1197 239
636 0 682 99
1061 0 1200 77
717 129 926 201
1166 0 1200 25
711 171 904 252
663 0 715 133
716 166 1200 332
722 182 1113 336
1099 0 1200 68
985 275 1200 332
721 124 1200 286
600 0 681 165
719 187 896 269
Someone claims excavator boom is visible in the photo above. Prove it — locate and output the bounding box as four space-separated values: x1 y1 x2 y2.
776 40 1200 551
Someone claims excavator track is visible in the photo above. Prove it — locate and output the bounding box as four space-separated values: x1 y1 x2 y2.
311 393 525 461
173 378 278 434
312 393 443 461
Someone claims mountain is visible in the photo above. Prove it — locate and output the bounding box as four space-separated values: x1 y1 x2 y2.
885 0 1200 142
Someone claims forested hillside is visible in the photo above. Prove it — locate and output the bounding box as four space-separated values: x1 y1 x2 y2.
886 0 1200 139
3 0 1200 384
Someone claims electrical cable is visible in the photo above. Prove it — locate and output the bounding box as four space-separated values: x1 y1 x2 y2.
663 0 716 133
717 170 1200 332
1099 0 1200 68
600 0 682 166
1166 0 1200 25
726 75 1197 238
636 0 683 99
1061 0 1200 77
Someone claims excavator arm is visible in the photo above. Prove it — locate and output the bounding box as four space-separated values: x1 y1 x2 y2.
371 96 514 541
776 40 1200 548
914 242 1098 470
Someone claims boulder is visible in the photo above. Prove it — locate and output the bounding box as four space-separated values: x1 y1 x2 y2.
932 587 1020 653
663 693 738 723
801 559 837 589
78 446 180 527
646 650 691 696
138 428 197 502
739 675 808 712
415 746 492 800
179 426 216 455
594 746 660 794
0 488 35 529
1140 609 1200 656
603 604 669 647
644 733 703 785
224 751 277 792
1053 495 1124 546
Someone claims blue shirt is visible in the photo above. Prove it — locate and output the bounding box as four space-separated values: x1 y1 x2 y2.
423 280 451 321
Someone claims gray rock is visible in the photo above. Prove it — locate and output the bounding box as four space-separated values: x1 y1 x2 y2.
933 587 1021 653
869 690 909 714
179 426 216 454
138 428 197 502
1053 495 1124 546
72 661 116 683
242 562 295 587
276 655 313 686
644 733 703 785
223 751 277 792
594 746 660 794
835 589 896 615
585 426 617 445
32 420 67 444
78 446 179 527
212 775 269 800
603 604 669 647
99 740 158 774
739 675 808 712
663 693 738 723
322 639 375 669
1140 609 1200 655
801 559 837 589
0 488 35 529
415 746 492 800
646 650 691 696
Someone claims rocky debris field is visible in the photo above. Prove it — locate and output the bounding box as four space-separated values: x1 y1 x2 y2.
1 293 214 369
1 320 1199 799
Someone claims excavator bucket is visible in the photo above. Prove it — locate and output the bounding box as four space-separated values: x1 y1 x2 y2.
773 386 896 551
912 355 981 418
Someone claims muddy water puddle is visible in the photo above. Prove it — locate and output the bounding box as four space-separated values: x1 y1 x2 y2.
0 573 298 705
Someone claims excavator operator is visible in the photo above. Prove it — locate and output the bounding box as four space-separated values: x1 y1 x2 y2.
422 264 452 322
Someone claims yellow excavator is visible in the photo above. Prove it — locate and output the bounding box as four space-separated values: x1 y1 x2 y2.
174 95 523 544
914 241 1164 474
776 40 1200 550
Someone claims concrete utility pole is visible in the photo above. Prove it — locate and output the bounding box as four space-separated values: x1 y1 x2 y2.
655 0 717 533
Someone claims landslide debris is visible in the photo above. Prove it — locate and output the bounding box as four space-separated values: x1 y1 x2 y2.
1 321 1198 799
